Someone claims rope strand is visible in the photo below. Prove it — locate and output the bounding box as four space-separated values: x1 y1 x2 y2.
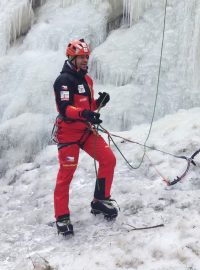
135 0 168 169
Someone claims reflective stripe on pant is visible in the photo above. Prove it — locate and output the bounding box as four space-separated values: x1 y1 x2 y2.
54 133 116 219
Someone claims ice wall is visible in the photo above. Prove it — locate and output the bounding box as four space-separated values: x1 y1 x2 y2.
90 0 157 85
61 0 123 22
193 2 200 91
91 0 200 92
174 0 200 95
90 0 200 130
0 0 112 173
20 0 108 53
89 5 160 86
0 0 33 56
0 0 123 56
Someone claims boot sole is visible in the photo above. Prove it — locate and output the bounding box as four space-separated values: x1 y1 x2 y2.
91 209 117 220
58 230 74 237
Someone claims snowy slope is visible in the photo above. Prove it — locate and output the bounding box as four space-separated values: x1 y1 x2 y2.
1 108 200 270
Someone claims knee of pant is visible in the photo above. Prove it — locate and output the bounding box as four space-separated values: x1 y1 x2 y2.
101 152 116 168
54 181 69 193
57 165 77 182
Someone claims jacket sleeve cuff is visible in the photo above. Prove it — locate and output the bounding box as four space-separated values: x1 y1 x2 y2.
65 106 83 119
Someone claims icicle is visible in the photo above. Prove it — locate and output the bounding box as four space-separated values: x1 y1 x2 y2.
90 53 133 86
0 0 33 56
123 0 153 27
32 0 47 9
60 0 81 7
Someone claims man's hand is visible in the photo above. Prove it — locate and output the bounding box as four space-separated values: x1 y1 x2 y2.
81 110 102 125
96 92 110 107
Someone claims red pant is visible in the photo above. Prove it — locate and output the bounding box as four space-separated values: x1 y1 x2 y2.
54 133 116 219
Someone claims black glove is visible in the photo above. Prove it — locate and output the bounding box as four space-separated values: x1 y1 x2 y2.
96 92 110 107
81 110 102 125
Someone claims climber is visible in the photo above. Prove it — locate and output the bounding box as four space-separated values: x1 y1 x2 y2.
53 39 118 236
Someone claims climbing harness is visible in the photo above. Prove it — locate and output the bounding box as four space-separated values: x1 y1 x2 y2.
51 114 95 150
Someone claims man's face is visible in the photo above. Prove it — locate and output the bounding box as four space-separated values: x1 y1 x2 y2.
74 55 89 70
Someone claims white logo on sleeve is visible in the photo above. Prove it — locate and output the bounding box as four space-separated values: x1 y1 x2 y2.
62 85 68 90
60 91 69 101
78 85 85 93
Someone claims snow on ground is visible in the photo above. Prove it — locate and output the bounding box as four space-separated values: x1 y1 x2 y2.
0 108 200 270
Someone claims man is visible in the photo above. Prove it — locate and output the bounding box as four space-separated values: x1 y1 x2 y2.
53 39 118 236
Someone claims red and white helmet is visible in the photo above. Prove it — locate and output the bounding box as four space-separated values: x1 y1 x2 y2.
66 39 90 57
